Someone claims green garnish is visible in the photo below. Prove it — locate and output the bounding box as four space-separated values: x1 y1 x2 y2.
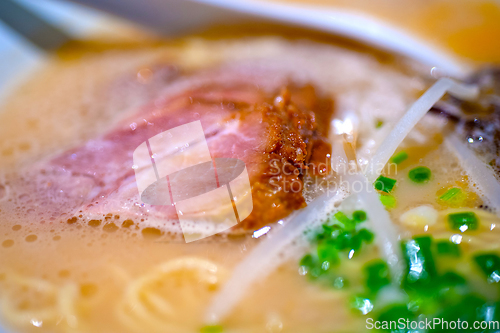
351 296 374 315
439 187 462 201
316 224 341 242
374 176 397 193
200 325 224 333
377 304 413 325
436 240 461 257
375 120 384 128
299 254 322 278
334 211 350 224
358 228 374 243
401 236 437 286
390 151 408 165
441 271 467 286
334 211 357 231
337 231 366 252
438 187 467 207
303 219 500 332
448 212 479 232
317 240 339 266
364 260 391 294
379 194 396 209
433 294 494 331
299 254 316 269
474 253 500 283
300 211 374 281
408 166 432 183
352 210 367 222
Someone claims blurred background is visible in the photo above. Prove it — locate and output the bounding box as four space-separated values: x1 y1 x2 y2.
0 0 499 98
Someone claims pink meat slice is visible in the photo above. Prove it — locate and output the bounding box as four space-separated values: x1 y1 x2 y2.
8 64 333 235
44 67 284 230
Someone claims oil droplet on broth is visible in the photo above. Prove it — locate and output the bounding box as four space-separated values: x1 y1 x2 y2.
12 225 21 231
59 270 70 278
141 227 163 239
1 148 13 157
25 234 37 242
80 283 98 298
2 239 14 248
103 223 118 233
88 220 101 227
121 219 134 228
18 142 31 151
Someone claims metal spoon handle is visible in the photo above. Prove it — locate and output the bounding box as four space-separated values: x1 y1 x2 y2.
0 0 70 50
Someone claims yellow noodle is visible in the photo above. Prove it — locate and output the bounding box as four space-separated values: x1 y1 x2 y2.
0 273 80 331
57 284 79 329
115 256 225 333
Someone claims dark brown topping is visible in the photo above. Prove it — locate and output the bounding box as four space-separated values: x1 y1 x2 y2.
235 86 334 230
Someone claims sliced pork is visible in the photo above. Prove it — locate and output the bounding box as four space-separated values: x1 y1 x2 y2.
4 64 334 237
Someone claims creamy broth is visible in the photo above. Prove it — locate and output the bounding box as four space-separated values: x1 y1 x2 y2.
0 27 499 333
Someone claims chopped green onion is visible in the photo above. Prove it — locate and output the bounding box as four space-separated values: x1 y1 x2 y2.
401 236 437 286
474 253 500 283
351 296 374 315
334 211 355 231
316 224 340 241
375 120 384 128
317 240 339 266
390 151 408 165
335 231 352 250
412 236 437 277
364 260 391 294
408 166 432 183
299 211 374 283
374 176 397 193
334 211 351 224
348 234 363 253
439 187 462 201
358 229 374 243
438 188 466 207
299 254 316 270
200 325 224 333
299 254 321 278
352 210 367 222
377 304 413 324
440 271 466 286
436 240 461 257
448 212 479 232
379 194 396 209
434 294 487 327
